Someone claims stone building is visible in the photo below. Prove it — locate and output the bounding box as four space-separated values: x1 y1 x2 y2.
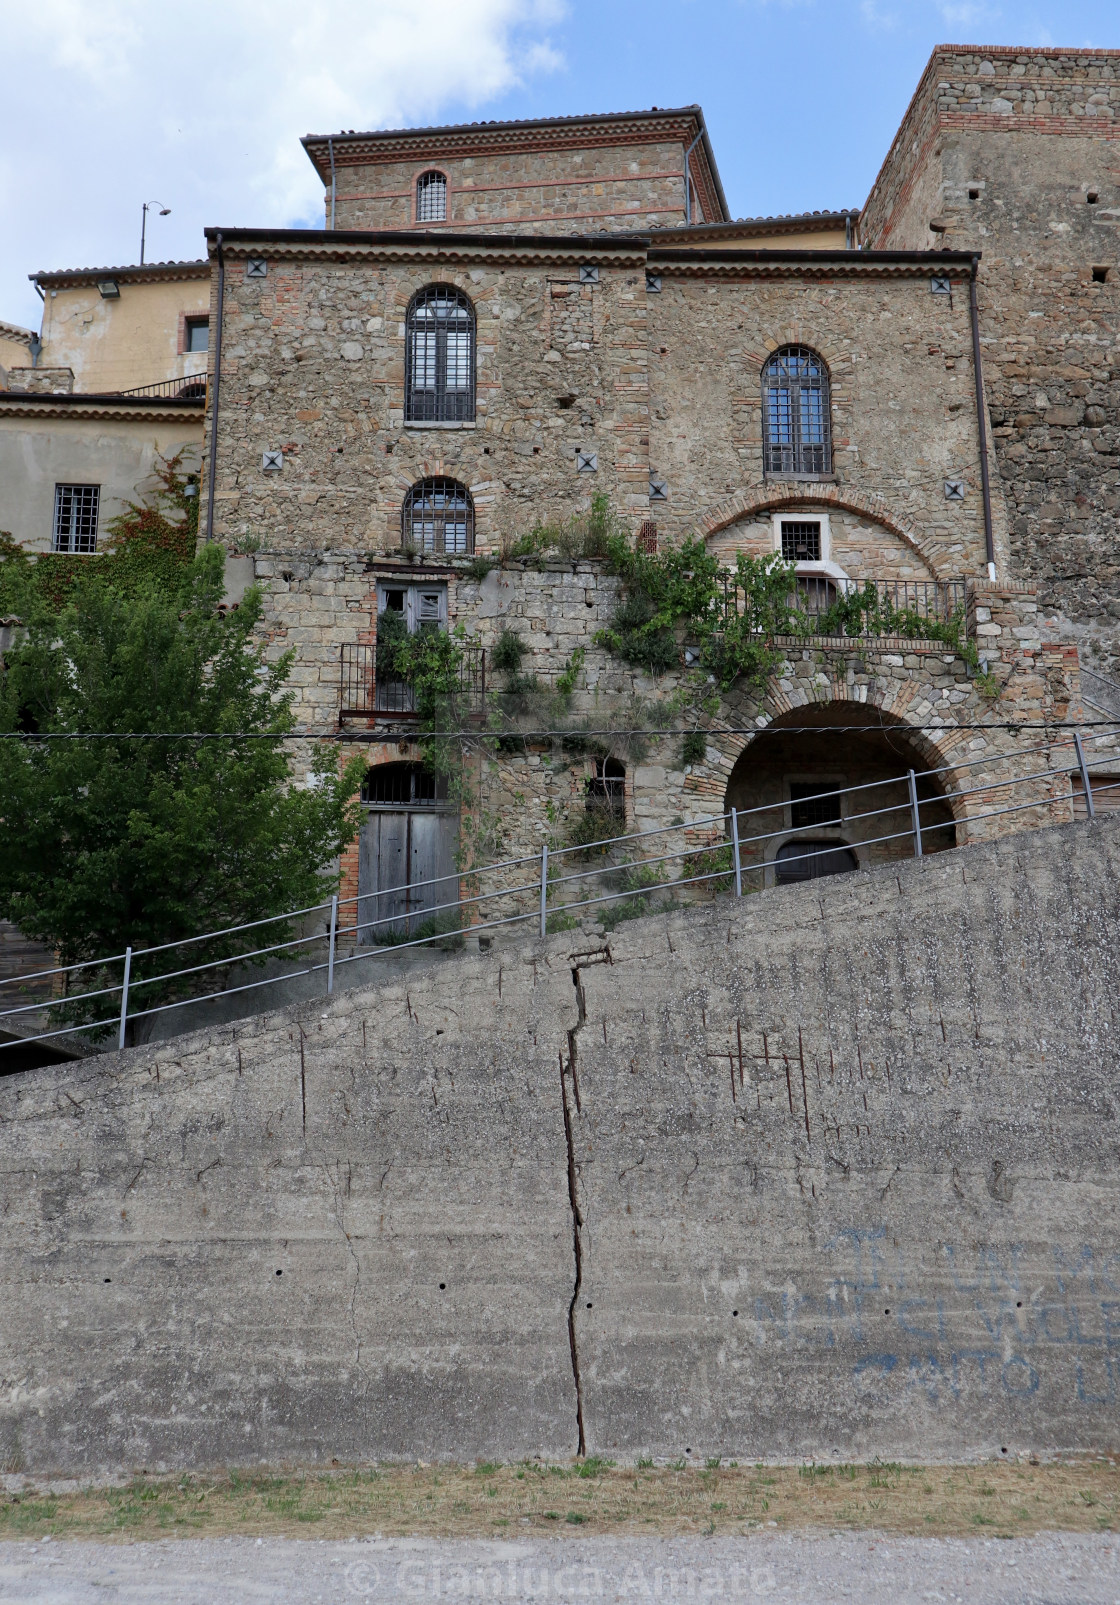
190 61 1117 938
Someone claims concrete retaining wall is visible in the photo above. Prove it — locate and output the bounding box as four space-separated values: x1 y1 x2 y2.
1 816 1118 1472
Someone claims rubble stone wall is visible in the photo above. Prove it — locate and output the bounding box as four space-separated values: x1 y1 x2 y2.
860 47 1120 673
1 815 1118 1471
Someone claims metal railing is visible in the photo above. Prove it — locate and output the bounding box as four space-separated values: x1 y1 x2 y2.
114 375 208 400
340 641 486 719
2 726 1118 1062
716 575 967 637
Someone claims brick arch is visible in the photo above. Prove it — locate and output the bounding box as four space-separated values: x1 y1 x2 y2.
696 673 976 827
695 482 943 578
747 328 848 377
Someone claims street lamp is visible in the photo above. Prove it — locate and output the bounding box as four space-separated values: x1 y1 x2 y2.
140 201 171 265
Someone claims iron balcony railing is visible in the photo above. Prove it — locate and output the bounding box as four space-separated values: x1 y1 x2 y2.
340 640 486 719
1 726 1117 1062
114 375 208 400
716 575 967 638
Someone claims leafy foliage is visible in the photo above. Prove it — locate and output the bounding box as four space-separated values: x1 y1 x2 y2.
0 451 199 617
0 545 364 1030
505 492 621 564
598 535 799 689
375 609 470 726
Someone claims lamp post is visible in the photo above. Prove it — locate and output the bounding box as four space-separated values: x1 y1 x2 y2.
140 201 171 265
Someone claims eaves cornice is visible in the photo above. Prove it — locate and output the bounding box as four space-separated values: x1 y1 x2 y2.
0 393 205 421
206 227 650 270
648 247 978 278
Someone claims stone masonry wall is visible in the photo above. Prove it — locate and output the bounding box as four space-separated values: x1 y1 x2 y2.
330 139 692 235
646 266 1000 572
1 815 1118 1471
860 48 1120 674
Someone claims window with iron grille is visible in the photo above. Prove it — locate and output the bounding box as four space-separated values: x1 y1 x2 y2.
587 756 626 817
402 477 474 555
780 520 822 562
416 171 448 223
362 762 448 807
52 483 100 553
789 782 842 828
405 285 475 423
762 346 832 477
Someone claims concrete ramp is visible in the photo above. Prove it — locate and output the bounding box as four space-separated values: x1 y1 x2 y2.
1 818 1118 1471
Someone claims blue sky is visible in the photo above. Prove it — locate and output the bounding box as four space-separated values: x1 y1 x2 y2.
2 0 1119 330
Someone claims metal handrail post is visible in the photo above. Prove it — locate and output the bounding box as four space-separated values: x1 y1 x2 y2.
118 947 132 1051
907 769 923 858
327 895 338 993
540 843 549 937
1074 730 1096 821
730 808 742 896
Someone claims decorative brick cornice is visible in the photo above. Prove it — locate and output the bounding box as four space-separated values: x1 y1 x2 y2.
695 482 954 576
31 261 208 291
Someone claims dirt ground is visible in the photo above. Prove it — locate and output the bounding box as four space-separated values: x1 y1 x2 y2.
0 1458 1118 1544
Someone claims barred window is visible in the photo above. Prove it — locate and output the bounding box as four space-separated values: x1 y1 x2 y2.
53 483 100 553
403 477 474 556
405 285 475 423
416 170 448 223
762 346 832 477
362 762 447 807
587 756 626 818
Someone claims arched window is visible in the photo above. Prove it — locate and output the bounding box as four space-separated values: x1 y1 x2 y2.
402 477 474 555
416 170 448 223
405 285 475 423
762 346 832 478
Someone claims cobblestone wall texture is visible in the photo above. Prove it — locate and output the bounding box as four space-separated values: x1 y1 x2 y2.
1 815 1118 1472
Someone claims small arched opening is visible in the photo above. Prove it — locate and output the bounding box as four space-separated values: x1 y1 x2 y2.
724 704 956 889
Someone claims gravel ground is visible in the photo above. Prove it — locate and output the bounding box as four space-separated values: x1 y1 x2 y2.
0 1533 1118 1603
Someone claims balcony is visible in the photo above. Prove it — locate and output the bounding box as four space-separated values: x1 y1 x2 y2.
717 575 967 639
340 640 486 721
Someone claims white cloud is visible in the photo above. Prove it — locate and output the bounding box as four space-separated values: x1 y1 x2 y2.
0 0 565 328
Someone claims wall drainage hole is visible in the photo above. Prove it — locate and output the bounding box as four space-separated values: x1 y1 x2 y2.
275 1269 283 1277
586 1302 592 1309
439 1283 446 1291
1017 1301 1022 1308
104 1277 111 1284
732 1310 739 1317
1001 1446 1008 1454
884 1308 890 1315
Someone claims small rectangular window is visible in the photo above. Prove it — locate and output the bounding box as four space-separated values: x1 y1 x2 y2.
790 782 842 828
780 520 822 562
53 483 100 553
184 316 209 352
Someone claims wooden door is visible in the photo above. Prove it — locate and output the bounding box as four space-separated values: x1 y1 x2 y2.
358 810 457 943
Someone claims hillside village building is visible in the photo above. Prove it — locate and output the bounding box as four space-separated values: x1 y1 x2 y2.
3 46 1118 947
189 48 1119 933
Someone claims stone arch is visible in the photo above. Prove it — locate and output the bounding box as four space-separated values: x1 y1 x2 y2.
710 695 966 884
695 482 945 578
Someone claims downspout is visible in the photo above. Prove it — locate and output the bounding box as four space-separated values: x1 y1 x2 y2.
968 253 997 581
328 137 337 230
683 130 704 226
204 232 225 545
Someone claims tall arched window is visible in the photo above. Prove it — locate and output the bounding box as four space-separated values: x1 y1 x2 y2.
416 170 448 223
403 477 474 555
762 346 832 478
405 285 475 423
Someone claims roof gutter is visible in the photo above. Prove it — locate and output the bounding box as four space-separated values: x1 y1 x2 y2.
968 253 997 579
205 233 225 545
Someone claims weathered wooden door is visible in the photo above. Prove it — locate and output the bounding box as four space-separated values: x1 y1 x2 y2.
358 808 458 942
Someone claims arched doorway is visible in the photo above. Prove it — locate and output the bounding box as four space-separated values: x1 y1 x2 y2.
724 705 956 889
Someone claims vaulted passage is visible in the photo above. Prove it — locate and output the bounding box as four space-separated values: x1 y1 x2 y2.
724 704 956 887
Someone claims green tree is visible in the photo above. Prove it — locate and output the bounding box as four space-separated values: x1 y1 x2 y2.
0 543 364 1034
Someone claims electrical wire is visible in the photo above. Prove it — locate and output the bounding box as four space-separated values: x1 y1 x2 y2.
1 721 1119 741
